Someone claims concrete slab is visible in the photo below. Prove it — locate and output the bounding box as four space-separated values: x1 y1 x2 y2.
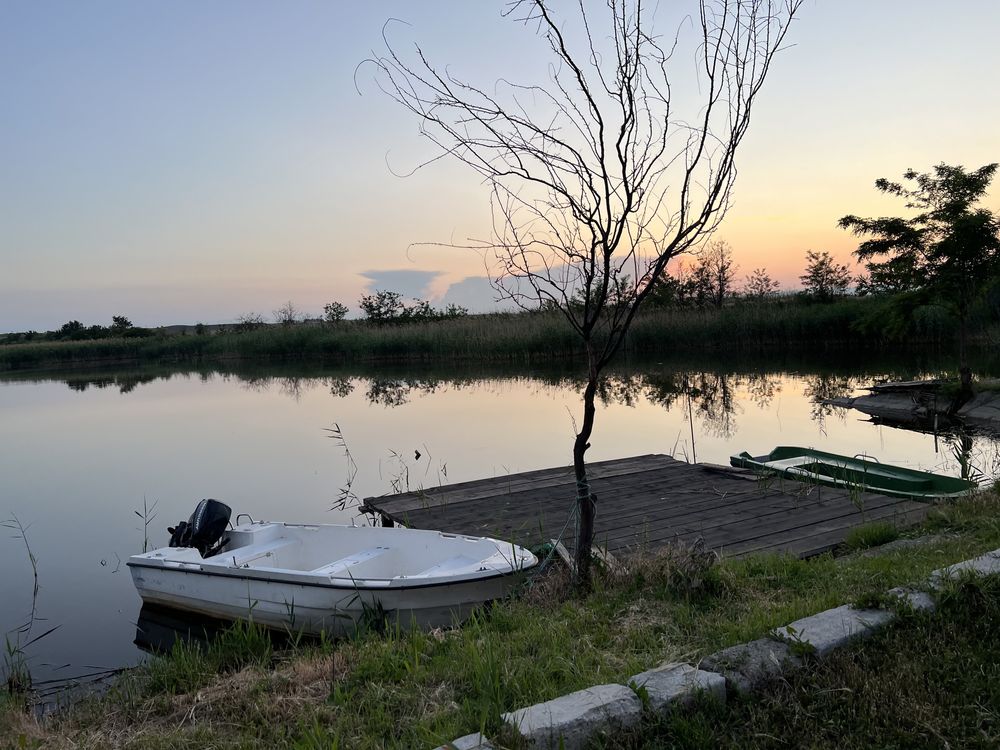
775 604 895 657
931 548 1000 586
700 637 801 694
502 683 642 750
433 732 493 750
886 586 936 613
627 662 726 712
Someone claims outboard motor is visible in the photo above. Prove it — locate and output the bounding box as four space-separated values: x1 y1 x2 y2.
168 499 232 557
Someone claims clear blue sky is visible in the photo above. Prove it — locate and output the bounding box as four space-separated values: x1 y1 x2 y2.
2 0 998 331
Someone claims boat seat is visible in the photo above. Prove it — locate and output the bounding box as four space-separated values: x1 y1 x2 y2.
312 547 391 577
408 554 481 578
224 538 296 567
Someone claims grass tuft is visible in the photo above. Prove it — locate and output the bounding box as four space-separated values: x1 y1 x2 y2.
843 521 901 551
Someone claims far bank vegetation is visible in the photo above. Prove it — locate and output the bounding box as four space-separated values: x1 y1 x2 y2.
3 244 1000 372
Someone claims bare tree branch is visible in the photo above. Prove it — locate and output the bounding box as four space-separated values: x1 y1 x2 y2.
363 0 802 588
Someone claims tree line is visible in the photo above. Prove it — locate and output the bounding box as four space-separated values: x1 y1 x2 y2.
230 292 472 333
4 315 153 344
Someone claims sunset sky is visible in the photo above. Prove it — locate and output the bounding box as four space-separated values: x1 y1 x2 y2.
2 0 998 331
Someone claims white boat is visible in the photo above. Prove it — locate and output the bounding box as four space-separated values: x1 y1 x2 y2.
128 519 538 636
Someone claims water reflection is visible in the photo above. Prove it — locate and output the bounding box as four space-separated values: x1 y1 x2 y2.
134 603 229 655
2 355 990 441
3 353 1000 688
803 374 859 431
64 372 162 394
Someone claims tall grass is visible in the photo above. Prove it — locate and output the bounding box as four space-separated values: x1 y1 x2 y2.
622 574 1000 749
3 298 992 373
7 491 1000 748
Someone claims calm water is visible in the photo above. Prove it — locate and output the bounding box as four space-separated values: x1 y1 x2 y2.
1 355 997 689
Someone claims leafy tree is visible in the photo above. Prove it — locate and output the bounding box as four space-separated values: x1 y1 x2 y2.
839 163 1000 393
111 315 133 333
800 250 850 301
744 267 780 299
59 320 84 339
401 298 434 322
570 275 634 312
359 290 455 323
645 272 685 308
359 290 404 322
690 260 714 307
645 262 701 308
323 301 349 323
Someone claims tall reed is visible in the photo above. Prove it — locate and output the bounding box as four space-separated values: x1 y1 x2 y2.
2 298 991 373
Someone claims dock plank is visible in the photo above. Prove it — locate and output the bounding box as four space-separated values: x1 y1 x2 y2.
362 454 940 561
362 455 679 515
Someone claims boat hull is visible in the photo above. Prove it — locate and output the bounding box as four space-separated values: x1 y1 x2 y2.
128 521 537 636
730 446 976 500
129 562 530 635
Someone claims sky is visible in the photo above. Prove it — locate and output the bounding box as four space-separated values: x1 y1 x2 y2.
2 0 999 331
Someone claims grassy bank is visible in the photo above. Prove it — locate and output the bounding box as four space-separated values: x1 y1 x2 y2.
623 573 1000 749
3 298 996 372
4 491 1000 749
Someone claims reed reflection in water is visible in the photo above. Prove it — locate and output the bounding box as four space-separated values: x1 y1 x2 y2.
1 357 998 685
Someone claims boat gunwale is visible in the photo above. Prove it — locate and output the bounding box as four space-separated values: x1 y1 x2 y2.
731 446 975 499
126 556 538 592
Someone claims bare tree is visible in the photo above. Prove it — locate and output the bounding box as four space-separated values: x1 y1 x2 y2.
744 267 780 299
234 312 266 333
368 0 801 588
273 301 300 327
695 239 738 307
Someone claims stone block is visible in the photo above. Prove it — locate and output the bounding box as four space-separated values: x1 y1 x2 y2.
433 732 493 750
931 548 1000 587
627 662 725 712
502 683 642 750
775 604 894 657
886 586 936 613
700 637 800 694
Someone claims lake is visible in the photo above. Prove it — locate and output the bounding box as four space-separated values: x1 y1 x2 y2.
2 353 997 692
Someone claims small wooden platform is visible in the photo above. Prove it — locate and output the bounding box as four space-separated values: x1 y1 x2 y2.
361 454 932 560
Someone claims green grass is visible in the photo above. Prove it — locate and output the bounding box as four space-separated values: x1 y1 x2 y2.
619 573 1000 749
842 521 901 551
4 492 1000 749
3 297 995 373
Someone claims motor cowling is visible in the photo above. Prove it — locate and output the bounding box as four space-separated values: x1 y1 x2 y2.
168 499 232 557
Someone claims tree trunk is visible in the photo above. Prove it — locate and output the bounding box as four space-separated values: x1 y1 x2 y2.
573 353 599 591
951 310 974 415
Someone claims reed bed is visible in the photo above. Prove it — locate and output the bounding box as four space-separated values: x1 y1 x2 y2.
4 297 989 374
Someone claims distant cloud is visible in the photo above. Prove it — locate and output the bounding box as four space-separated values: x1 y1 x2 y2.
440 276 516 314
359 270 444 300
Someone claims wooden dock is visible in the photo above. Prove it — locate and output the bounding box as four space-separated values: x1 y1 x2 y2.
361 454 932 560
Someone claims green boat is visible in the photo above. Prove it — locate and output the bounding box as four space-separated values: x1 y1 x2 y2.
730 446 977 500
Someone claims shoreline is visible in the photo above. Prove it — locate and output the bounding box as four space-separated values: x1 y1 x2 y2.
5 490 1000 748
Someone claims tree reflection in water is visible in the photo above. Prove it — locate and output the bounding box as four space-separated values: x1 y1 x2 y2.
802 373 860 432
365 378 443 407
18 363 981 446
593 370 786 439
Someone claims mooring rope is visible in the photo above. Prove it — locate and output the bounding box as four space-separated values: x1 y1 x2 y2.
522 477 592 587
